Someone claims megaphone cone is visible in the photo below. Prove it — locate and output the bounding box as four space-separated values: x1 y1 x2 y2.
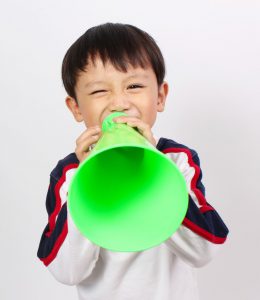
68 112 188 252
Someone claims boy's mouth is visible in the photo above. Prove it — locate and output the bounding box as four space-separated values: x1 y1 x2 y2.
101 112 141 124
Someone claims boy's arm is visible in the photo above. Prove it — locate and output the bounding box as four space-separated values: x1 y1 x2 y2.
160 139 229 267
37 157 100 285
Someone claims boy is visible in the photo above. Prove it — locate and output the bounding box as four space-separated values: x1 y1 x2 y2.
37 23 229 300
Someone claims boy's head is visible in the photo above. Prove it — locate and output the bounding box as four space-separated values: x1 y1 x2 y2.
62 23 168 128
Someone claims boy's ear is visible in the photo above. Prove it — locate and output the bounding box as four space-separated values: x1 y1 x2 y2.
157 81 168 112
65 96 84 122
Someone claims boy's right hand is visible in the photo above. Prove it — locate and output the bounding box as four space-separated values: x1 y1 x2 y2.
75 126 102 163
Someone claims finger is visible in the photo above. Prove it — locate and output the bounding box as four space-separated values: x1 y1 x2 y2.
114 117 148 133
76 126 101 144
75 132 102 163
113 116 142 129
76 134 100 154
114 117 156 146
76 126 101 145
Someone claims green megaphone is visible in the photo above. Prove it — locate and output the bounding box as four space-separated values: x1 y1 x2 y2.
68 112 188 252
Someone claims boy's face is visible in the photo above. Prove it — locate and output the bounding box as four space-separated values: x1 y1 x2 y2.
66 56 168 129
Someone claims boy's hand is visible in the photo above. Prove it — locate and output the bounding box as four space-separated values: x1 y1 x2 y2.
113 116 157 147
75 126 102 163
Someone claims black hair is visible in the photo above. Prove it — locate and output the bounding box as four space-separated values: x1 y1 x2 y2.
62 23 165 100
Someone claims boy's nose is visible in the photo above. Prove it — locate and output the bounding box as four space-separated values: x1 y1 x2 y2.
109 96 131 112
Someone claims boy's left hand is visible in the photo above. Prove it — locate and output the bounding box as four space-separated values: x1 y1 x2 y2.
113 116 157 147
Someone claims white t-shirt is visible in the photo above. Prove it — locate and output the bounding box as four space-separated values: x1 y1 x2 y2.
37 137 229 300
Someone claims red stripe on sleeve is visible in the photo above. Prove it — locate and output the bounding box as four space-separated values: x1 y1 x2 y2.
182 217 226 244
41 219 68 266
163 147 227 243
46 163 78 236
162 148 211 208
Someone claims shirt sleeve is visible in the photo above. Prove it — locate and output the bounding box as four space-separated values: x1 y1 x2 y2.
37 161 100 285
162 145 229 268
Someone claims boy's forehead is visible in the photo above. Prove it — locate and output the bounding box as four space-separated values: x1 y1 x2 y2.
87 51 150 68
79 57 153 84
85 56 151 73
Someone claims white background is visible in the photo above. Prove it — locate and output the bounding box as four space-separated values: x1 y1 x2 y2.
1 0 259 299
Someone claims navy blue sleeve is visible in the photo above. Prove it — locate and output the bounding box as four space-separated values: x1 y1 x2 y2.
157 137 229 244
37 153 79 266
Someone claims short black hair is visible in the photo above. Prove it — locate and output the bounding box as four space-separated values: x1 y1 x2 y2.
61 23 165 100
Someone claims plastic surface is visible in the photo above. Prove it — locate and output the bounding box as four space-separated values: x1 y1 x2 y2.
68 112 188 252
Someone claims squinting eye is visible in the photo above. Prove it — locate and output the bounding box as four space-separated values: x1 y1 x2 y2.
90 90 107 95
128 84 143 89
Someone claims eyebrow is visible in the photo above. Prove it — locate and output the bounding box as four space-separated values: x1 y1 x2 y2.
84 74 149 89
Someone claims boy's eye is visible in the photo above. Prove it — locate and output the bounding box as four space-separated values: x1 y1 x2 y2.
90 90 107 95
128 84 143 89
